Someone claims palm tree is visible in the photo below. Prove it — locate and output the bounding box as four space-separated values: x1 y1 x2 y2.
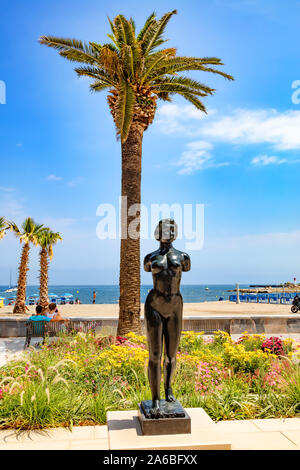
38 229 62 310
9 218 46 314
39 10 234 334
0 217 8 240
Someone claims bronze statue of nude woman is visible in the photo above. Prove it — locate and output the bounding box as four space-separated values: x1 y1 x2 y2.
143 219 191 418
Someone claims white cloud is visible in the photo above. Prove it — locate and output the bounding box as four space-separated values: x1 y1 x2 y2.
156 105 300 153
251 155 288 166
155 103 215 135
0 186 15 192
0 195 24 221
47 174 63 181
40 217 77 231
67 176 84 187
251 154 300 166
176 140 229 175
47 175 85 186
200 108 300 151
156 105 300 172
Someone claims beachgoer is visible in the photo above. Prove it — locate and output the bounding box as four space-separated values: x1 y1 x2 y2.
29 304 51 322
92 291 96 304
46 303 70 323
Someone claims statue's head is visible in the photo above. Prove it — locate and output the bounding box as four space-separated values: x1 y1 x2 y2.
154 219 178 243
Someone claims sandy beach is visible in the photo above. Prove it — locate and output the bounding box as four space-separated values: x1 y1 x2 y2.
0 300 294 318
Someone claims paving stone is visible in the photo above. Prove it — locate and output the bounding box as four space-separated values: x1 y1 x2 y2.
0 440 69 450
69 438 109 450
0 426 96 444
225 431 297 450
281 430 300 447
216 420 260 433
94 426 108 439
251 418 300 432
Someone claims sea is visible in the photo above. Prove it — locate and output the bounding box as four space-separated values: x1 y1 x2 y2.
0 284 249 305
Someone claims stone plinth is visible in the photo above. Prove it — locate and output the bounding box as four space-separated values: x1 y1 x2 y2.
107 408 231 450
138 400 191 435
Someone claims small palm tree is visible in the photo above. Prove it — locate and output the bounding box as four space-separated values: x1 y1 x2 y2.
38 229 62 310
39 10 234 334
0 217 8 240
9 218 46 314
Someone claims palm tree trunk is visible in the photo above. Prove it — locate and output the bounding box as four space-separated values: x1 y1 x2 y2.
13 243 30 314
117 125 144 335
39 248 49 311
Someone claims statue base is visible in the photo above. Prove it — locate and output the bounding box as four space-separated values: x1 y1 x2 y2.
138 400 191 435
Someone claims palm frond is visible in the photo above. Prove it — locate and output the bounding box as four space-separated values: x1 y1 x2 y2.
115 15 136 46
129 17 136 33
0 217 8 239
39 36 98 65
152 76 215 96
148 56 232 81
141 49 176 83
141 10 177 55
137 12 156 42
115 82 135 142
75 66 116 85
38 229 62 260
194 65 234 81
90 80 111 92
179 93 207 113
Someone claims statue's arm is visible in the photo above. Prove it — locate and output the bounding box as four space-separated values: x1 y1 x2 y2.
144 253 152 272
182 253 191 272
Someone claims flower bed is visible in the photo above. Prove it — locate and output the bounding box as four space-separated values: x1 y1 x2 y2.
0 330 300 429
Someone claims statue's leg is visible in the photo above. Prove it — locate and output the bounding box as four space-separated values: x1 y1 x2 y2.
145 303 163 417
163 305 182 402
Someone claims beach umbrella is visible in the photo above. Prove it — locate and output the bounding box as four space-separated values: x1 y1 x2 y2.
63 293 73 298
49 293 58 298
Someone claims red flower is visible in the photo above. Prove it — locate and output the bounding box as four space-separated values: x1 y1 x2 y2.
261 337 284 356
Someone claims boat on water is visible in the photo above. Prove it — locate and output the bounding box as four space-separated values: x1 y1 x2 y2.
4 287 17 293
4 270 17 293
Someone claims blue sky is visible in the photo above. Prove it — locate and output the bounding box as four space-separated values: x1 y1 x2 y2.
0 0 300 285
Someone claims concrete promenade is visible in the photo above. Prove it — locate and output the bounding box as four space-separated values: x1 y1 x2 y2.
2 416 300 450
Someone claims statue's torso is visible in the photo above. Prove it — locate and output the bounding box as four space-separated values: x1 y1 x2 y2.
144 246 191 316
